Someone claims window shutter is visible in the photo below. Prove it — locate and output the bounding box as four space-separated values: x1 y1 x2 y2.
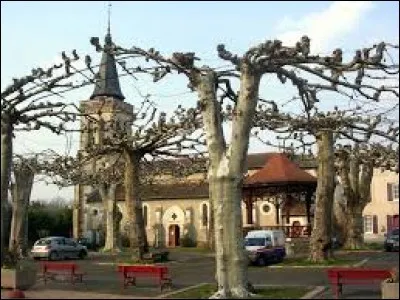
373 215 378 234
387 183 393 201
387 215 393 232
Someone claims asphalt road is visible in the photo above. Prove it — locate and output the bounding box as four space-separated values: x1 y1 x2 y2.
27 249 399 298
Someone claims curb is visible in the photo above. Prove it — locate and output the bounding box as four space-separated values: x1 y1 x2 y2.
353 258 369 267
300 286 327 299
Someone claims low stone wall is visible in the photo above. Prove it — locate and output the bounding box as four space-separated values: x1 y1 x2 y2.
285 238 310 257
381 281 399 299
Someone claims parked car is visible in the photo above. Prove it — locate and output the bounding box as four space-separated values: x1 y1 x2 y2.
384 228 399 252
31 236 88 260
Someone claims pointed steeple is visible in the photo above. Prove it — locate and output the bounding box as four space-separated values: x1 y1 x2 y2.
90 5 124 101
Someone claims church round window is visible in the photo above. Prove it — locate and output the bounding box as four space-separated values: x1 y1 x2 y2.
261 203 271 214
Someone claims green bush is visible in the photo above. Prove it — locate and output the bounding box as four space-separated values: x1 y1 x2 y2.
181 235 197 247
27 201 72 245
120 234 130 248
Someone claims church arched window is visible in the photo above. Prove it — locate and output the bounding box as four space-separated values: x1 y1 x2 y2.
202 203 208 227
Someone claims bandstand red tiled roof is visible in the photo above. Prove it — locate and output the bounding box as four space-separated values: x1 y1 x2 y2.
244 153 317 186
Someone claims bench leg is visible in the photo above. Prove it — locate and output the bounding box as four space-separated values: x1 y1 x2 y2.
124 276 136 288
161 279 172 291
332 283 342 299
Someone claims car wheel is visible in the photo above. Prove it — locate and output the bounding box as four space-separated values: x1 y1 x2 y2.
385 245 392 252
78 250 87 260
33 257 40 261
256 256 267 266
49 251 59 261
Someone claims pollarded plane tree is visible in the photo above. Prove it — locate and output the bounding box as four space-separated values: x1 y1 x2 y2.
0 49 99 263
88 35 398 297
8 154 41 257
75 95 205 260
334 141 399 250
255 104 399 261
251 54 399 261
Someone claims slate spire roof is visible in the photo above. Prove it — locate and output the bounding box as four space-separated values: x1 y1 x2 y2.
90 25 125 101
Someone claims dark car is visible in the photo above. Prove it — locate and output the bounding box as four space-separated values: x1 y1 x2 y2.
384 228 399 252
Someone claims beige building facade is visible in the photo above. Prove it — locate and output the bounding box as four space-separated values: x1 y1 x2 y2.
363 169 399 242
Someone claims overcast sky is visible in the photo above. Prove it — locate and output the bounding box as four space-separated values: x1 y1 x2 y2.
1 1 399 201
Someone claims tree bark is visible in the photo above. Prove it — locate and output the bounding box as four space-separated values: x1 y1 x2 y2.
99 183 121 252
335 147 374 249
9 165 34 257
309 130 335 262
195 68 260 298
123 149 148 260
1 120 13 264
346 164 373 249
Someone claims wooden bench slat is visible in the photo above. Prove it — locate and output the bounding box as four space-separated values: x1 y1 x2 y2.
117 264 172 290
326 268 392 299
39 262 85 285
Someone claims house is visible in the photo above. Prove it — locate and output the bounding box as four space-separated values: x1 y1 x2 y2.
363 169 399 242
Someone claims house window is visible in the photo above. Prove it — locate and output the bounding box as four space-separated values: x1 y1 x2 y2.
387 183 399 201
202 203 208 227
393 184 399 201
364 215 378 234
364 216 373 234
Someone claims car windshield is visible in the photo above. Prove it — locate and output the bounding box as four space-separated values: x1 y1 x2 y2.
391 228 399 236
35 239 51 246
245 238 265 246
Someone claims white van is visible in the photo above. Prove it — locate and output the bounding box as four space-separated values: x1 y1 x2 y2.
244 230 286 266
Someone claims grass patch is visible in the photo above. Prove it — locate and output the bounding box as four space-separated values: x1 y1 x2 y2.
342 242 383 251
276 257 356 266
165 284 310 299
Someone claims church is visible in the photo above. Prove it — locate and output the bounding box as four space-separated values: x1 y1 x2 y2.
73 27 399 249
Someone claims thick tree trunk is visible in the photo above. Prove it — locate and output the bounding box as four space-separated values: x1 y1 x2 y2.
333 195 348 245
309 130 335 262
336 148 373 250
99 183 121 252
344 162 373 249
210 173 251 298
344 207 364 249
207 200 215 250
1 121 13 264
124 150 148 260
195 69 260 298
9 165 34 257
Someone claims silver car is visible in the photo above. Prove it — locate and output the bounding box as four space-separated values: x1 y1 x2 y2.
31 236 88 260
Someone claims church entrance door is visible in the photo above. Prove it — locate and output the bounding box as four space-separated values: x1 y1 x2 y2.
168 224 180 247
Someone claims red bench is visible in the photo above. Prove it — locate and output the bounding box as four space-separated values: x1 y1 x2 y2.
117 264 172 290
39 262 85 285
326 267 393 298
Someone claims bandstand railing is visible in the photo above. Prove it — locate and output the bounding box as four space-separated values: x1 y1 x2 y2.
243 225 312 239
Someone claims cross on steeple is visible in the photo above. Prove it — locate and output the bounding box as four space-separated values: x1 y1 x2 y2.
107 1 111 35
